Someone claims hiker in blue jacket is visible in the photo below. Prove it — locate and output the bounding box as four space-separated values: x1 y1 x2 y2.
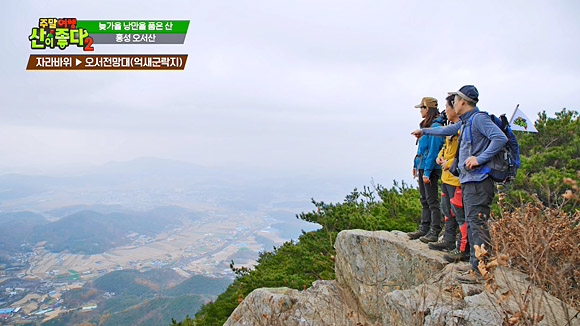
407 97 445 243
411 85 508 284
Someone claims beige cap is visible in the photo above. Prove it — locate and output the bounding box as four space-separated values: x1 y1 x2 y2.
414 97 438 109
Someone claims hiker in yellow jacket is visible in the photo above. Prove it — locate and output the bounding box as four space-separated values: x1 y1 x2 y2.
428 94 469 263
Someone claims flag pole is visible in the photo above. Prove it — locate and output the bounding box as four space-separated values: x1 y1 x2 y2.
509 104 519 124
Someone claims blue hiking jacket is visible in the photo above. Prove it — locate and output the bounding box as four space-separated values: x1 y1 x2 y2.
413 117 445 178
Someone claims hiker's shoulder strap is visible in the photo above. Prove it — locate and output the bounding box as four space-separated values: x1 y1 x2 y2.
469 111 488 125
466 111 487 143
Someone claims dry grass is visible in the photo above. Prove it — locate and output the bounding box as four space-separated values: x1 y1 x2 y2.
491 200 580 310
482 176 580 325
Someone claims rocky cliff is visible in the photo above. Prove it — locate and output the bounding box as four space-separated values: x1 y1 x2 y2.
224 230 580 325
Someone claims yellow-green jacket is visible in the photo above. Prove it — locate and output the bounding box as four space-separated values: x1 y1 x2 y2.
438 129 461 187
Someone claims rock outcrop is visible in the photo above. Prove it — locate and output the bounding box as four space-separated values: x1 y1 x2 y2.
225 230 580 326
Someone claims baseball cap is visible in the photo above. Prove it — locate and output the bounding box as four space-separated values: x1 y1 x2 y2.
414 97 438 109
448 85 479 104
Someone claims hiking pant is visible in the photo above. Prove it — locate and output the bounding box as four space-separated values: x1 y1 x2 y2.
441 183 468 251
462 177 495 272
417 169 442 235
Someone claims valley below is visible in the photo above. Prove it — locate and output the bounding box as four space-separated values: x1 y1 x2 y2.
0 158 355 325
0 205 318 325
27 210 289 279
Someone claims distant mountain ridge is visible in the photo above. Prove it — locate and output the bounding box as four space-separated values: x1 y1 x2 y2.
45 204 134 219
0 205 198 255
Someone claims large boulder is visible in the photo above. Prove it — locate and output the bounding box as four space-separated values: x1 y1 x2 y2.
224 280 375 326
334 230 448 320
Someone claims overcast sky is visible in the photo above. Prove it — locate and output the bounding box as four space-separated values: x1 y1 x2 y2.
1 0 579 186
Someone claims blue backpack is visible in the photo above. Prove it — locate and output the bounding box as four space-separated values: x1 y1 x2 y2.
468 112 521 183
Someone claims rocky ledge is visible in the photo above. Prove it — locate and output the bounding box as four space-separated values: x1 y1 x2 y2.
225 230 580 326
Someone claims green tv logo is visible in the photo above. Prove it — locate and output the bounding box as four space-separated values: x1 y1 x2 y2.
29 18 94 51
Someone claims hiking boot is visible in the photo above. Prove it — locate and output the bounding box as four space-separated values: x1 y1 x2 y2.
407 230 427 240
454 270 483 284
443 249 470 263
419 232 439 243
428 240 455 252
